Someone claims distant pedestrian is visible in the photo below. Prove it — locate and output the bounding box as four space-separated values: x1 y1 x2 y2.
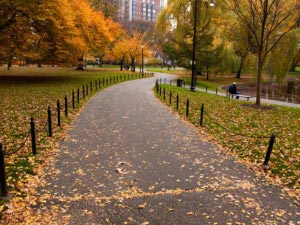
228 82 240 99
228 82 239 94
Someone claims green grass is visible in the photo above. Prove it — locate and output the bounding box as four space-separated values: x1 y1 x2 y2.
0 66 143 202
181 78 222 91
156 84 300 189
287 67 300 76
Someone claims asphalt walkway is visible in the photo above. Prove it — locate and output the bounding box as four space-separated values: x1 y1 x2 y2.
37 73 300 224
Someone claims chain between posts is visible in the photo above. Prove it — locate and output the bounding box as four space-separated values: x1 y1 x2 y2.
2 131 31 156
2 75 139 158
155 82 276 167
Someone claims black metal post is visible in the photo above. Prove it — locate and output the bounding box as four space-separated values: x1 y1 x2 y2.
90 81 92 92
200 103 204 126
64 95 68 117
106 78 108 86
72 90 75 110
82 85 85 99
190 0 198 92
142 45 144 77
86 84 88 96
99 79 101 88
0 144 7 197
155 80 159 93
186 99 189 117
95 80 97 90
159 86 162 96
30 117 37 155
264 134 276 167
163 88 166 100
77 88 80 103
160 78 162 85
48 106 52 137
176 94 179 110
57 100 61 127
169 92 172 105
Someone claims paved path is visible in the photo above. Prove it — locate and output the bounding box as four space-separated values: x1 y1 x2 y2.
37 73 300 224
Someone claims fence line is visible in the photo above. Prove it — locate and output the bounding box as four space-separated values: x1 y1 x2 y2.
0 72 153 197
1 73 153 154
3 131 31 156
156 81 277 168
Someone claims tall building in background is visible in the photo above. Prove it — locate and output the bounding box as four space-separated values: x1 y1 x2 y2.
121 0 165 23
160 0 167 10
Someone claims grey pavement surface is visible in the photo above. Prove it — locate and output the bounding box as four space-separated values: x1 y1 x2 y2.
37 73 300 224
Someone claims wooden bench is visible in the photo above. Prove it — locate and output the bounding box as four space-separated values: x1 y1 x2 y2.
226 93 254 101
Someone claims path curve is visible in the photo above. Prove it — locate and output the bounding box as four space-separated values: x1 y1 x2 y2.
37 74 300 224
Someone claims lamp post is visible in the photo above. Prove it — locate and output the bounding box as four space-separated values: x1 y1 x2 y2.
190 0 215 92
142 45 144 77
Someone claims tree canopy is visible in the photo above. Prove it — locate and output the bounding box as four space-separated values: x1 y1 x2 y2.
156 0 300 105
0 0 124 68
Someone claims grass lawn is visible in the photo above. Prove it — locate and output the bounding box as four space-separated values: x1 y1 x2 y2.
0 66 141 204
287 67 300 77
156 84 300 190
148 67 258 92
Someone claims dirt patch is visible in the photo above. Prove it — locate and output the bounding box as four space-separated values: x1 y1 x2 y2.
241 103 275 111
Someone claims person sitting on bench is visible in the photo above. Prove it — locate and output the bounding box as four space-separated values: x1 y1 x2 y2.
228 82 240 99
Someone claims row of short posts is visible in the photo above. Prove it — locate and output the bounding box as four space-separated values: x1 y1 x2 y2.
30 75 132 155
0 74 144 198
159 78 186 87
158 83 277 171
31 74 142 154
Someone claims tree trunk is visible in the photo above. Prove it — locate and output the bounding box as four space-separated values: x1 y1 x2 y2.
120 60 123 71
131 57 135 72
7 58 12 70
236 57 245 79
256 53 263 105
206 64 209 80
76 56 85 70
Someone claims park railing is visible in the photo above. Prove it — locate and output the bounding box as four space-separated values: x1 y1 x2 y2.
155 79 278 171
0 72 154 197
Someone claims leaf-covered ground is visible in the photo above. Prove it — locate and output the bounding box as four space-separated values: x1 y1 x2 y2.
0 66 141 209
156 85 300 190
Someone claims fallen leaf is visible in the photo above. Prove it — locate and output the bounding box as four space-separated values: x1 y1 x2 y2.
138 202 147 209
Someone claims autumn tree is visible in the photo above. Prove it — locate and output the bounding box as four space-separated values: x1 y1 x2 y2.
225 19 252 79
127 33 146 72
112 37 130 71
290 29 300 72
156 0 219 75
0 0 124 69
266 30 300 82
89 0 123 20
0 0 84 68
229 0 300 105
